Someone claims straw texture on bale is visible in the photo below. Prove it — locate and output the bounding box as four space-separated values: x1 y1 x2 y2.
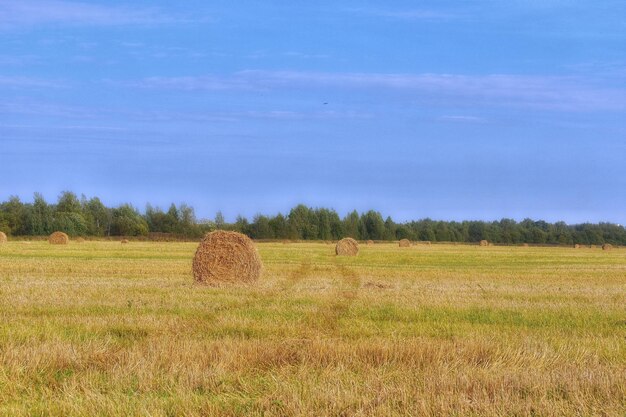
479 240 489 247
399 239 411 248
335 238 359 256
49 231 69 245
193 231 262 285
602 243 613 251
0 231 7 244
366 240 374 246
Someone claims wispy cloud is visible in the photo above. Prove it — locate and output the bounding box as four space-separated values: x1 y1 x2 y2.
0 75 64 88
346 7 460 21
0 0 184 29
131 70 626 112
438 115 486 123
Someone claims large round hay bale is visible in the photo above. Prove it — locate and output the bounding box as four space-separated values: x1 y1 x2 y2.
336 237 359 256
602 243 613 251
399 239 411 247
49 231 69 245
192 231 262 285
479 240 489 247
366 240 374 246
0 231 7 244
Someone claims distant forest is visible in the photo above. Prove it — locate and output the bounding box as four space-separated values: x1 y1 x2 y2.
1 192 624 245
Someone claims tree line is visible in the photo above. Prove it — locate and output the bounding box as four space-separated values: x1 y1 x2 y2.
0 192 624 245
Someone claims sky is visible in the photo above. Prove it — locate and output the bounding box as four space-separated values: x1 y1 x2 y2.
0 0 625 223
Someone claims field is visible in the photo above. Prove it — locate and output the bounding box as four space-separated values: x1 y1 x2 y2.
0 241 625 416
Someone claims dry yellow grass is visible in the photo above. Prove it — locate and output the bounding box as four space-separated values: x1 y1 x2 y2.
0 241 624 416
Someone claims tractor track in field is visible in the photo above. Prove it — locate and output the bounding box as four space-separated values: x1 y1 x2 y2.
307 262 361 335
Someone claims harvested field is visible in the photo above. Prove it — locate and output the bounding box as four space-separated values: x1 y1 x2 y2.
0 241 624 416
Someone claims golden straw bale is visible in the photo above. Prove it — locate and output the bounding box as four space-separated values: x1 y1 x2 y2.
49 231 69 245
336 238 359 256
193 231 262 285
399 239 411 247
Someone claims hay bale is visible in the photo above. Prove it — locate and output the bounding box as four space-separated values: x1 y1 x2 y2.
49 231 69 245
336 237 359 256
602 243 613 251
0 231 7 244
399 239 411 247
121 239 129 244
574 244 581 249
193 230 262 285
75 237 85 243
522 243 529 247
479 240 489 247
366 240 374 246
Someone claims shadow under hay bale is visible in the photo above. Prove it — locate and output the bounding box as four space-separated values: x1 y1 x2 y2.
193 230 262 285
0 231 6 244
479 240 489 247
336 238 359 256
399 239 411 248
49 231 69 245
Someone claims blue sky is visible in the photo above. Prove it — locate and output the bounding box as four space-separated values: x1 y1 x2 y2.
1 0 625 223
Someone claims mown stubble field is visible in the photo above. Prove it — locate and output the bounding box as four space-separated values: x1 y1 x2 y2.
0 241 625 416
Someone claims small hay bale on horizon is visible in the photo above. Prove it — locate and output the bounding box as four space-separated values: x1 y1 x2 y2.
602 243 613 251
75 237 85 243
121 239 129 244
399 239 411 248
49 231 69 245
366 240 374 246
522 243 529 247
574 244 581 249
0 231 7 244
193 230 262 286
479 240 489 247
336 237 359 256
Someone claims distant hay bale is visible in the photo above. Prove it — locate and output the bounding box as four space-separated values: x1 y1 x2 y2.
574 244 581 249
602 243 613 251
193 230 262 285
479 240 489 247
522 243 529 247
121 239 129 244
366 240 374 246
336 237 359 256
399 239 411 247
49 231 69 245
0 231 7 244
75 237 85 243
